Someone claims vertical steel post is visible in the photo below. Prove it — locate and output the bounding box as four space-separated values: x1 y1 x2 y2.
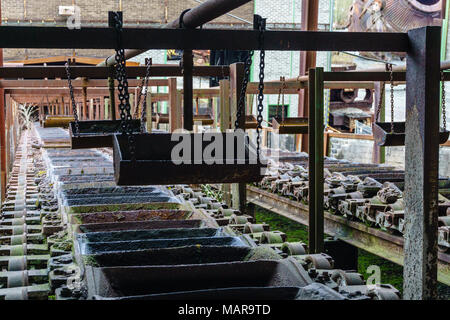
182 50 193 131
230 63 247 213
308 67 324 253
404 26 441 300
373 82 386 164
220 79 232 207
168 78 180 132
108 76 116 121
82 78 88 120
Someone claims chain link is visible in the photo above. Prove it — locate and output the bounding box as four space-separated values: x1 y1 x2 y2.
442 71 447 131
235 50 254 130
388 63 395 133
65 62 80 136
375 82 385 123
113 12 135 161
134 59 152 120
256 18 266 162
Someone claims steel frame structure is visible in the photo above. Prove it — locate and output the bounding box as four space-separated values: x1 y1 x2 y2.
0 23 442 299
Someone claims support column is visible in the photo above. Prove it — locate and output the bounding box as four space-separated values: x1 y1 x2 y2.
308 67 324 254
404 26 441 300
82 78 88 120
182 50 193 131
146 93 152 133
219 79 232 207
168 78 181 132
104 98 109 120
100 97 105 120
89 99 94 120
0 88 5 202
373 82 386 164
108 76 116 121
298 0 319 153
229 63 246 213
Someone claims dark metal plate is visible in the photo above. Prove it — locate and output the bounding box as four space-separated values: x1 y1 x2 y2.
373 121 450 146
272 117 309 134
69 120 142 149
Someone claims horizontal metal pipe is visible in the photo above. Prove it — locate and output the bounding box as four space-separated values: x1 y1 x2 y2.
280 69 450 84
0 65 229 79
99 0 252 67
0 27 410 52
0 79 168 88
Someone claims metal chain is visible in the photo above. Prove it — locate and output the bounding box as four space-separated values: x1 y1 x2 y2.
388 63 395 133
134 59 152 120
276 76 282 120
112 12 135 161
442 71 447 131
65 62 79 136
235 50 254 130
375 82 385 122
256 18 266 161
281 77 286 122
140 75 151 133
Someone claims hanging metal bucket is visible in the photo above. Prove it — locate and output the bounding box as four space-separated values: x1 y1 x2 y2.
373 121 450 146
112 132 267 185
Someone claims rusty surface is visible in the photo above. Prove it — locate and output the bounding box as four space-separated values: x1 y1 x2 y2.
404 26 441 300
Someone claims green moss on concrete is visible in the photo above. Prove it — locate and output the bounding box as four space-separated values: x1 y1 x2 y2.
254 207 309 243
254 206 404 291
66 202 182 214
254 206 450 299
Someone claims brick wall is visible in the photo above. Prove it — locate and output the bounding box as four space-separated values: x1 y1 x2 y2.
1 0 254 61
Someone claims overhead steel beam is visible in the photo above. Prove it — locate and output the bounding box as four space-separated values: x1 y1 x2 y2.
0 27 410 52
99 0 253 67
0 79 169 88
0 65 229 79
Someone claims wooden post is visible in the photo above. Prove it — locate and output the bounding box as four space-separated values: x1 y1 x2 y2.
82 78 88 120
308 67 324 254
146 92 152 133
168 78 181 132
182 50 194 131
104 98 109 120
100 97 105 120
130 93 134 118
219 79 232 207
0 6 4 203
5 94 11 176
108 76 116 121
373 82 385 164
403 26 441 300
89 99 94 120
229 63 246 213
